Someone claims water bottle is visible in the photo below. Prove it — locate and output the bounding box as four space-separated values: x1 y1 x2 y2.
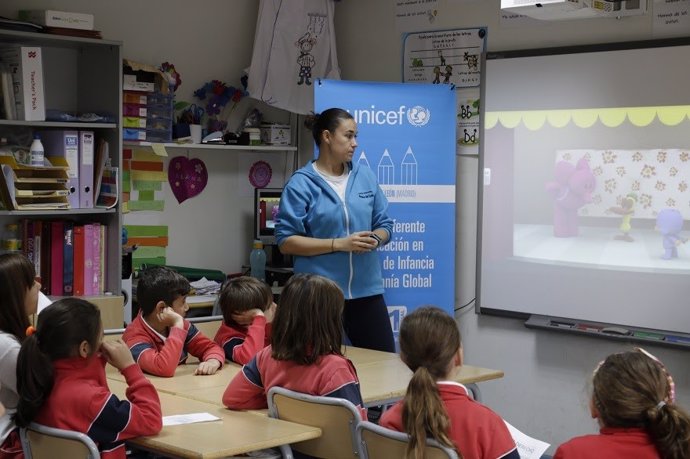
249 239 266 281
30 134 44 167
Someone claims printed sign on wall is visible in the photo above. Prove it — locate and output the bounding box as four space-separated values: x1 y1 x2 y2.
316 80 456 341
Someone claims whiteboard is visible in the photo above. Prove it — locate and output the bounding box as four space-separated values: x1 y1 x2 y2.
478 39 690 335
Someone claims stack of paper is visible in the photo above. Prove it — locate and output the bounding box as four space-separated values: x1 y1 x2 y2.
190 277 221 295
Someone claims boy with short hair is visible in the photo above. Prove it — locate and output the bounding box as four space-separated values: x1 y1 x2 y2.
123 266 224 377
214 276 276 365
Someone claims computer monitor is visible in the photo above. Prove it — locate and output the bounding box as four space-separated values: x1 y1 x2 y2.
254 187 293 270
254 187 283 246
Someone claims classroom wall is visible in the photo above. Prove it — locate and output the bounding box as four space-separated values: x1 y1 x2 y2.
334 0 690 453
0 0 293 275
2 0 688 452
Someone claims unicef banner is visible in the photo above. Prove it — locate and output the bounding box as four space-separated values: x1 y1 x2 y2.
315 80 456 341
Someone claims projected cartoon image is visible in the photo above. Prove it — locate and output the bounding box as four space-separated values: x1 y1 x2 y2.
608 193 637 242
656 208 688 260
545 158 596 237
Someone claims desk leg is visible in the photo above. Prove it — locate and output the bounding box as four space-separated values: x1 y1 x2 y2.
466 383 481 402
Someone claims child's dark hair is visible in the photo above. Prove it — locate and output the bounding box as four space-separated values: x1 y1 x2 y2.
592 350 690 459
271 273 343 364
304 108 353 146
136 266 190 316
219 276 273 327
0 252 36 342
399 306 460 459
14 298 101 428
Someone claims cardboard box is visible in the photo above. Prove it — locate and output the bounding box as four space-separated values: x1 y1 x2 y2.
123 60 169 93
260 124 291 145
0 46 45 121
18 10 95 30
88 295 125 330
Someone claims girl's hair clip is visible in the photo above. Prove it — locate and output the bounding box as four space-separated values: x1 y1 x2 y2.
26 325 37 337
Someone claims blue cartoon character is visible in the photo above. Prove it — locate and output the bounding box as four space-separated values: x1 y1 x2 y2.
655 208 688 260
295 32 316 86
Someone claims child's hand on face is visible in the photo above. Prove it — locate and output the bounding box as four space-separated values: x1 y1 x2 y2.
101 339 135 371
158 306 184 329
231 308 264 326
264 302 277 323
0 401 5 417
195 358 221 375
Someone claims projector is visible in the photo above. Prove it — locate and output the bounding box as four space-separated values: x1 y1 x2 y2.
500 0 647 20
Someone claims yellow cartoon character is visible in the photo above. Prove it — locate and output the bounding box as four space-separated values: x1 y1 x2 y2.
608 192 637 242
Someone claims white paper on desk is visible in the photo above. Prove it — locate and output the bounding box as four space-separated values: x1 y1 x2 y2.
37 291 53 314
162 412 220 426
504 420 550 459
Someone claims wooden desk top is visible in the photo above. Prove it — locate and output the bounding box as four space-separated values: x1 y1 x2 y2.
108 380 320 459
107 347 504 409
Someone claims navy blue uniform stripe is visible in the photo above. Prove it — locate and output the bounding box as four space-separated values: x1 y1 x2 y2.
130 343 152 362
223 338 245 362
242 357 263 388
87 394 131 443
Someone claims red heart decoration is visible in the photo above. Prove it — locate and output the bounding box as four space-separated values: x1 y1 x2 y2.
168 156 208 204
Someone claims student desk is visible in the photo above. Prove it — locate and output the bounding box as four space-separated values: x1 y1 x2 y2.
107 347 503 407
108 380 320 459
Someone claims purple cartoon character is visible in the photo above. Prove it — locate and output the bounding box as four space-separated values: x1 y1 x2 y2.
655 208 687 260
545 158 596 237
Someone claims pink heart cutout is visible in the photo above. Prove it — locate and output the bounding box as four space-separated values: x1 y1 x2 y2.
168 156 208 204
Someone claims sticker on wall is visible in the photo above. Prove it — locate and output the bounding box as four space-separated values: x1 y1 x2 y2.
168 156 208 204
249 160 273 188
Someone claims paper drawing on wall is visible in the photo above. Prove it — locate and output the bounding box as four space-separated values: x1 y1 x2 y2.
168 156 208 204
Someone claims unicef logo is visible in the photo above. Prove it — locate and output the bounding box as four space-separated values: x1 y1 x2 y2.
406 106 431 127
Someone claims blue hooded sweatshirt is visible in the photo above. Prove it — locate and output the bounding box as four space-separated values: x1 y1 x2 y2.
276 160 393 299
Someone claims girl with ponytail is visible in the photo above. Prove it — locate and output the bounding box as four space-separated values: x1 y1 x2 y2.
0 253 40 458
380 306 519 459
14 298 162 459
554 348 690 459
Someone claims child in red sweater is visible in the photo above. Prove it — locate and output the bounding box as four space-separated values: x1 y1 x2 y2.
223 273 365 418
379 306 518 459
123 266 224 377
554 348 690 459
14 298 162 459
214 276 276 365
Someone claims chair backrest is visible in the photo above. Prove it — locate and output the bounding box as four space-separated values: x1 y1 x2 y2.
20 422 100 459
356 421 458 459
267 386 363 459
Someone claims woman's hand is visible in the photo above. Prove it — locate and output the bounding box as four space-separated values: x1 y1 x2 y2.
336 231 379 254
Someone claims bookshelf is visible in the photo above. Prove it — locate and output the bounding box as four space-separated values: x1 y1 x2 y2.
0 29 122 300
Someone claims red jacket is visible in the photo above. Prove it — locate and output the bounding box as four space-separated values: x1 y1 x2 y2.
213 316 272 365
380 381 519 459
554 427 660 459
123 313 224 377
223 345 366 419
35 355 162 459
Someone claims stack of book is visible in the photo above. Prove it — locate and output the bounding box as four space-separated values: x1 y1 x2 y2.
18 218 108 297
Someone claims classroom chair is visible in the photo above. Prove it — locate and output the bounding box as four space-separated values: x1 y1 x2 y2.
19 422 100 459
355 421 458 459
267 386 363 459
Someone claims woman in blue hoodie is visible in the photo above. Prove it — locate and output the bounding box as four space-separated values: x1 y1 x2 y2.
276 108 395 352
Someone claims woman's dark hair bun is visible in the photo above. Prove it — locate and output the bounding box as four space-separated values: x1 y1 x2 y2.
304 112 319 130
